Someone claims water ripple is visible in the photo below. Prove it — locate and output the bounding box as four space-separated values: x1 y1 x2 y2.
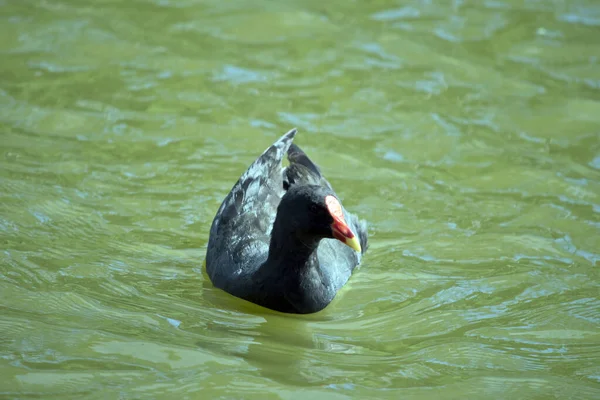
1 0 600 398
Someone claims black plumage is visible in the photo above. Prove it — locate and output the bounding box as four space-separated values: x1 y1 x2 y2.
205 128 368 314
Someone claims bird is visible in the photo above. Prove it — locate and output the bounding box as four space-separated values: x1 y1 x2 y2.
205 128 368 314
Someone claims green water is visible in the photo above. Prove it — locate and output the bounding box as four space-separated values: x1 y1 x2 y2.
1 0 600 398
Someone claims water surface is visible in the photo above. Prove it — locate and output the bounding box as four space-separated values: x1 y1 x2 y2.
1 0 600 398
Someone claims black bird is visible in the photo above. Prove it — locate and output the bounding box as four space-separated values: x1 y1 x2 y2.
206 128 368 314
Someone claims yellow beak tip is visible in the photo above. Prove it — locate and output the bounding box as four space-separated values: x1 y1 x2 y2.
345 236 362 253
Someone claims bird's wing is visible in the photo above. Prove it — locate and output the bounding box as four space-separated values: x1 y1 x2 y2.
206 128 297 289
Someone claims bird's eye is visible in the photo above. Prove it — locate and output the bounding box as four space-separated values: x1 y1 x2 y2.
309 204 319 214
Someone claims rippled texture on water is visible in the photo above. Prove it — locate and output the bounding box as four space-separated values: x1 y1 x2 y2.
1 0 600 398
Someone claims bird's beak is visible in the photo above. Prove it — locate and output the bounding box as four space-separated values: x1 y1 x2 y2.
331 221 362 252
326 195 362 253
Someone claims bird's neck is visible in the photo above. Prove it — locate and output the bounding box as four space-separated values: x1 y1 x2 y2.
265 218 320 270
254 214 334 314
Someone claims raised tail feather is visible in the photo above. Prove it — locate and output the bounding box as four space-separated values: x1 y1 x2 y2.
287 143 321 177
284 143 334 190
